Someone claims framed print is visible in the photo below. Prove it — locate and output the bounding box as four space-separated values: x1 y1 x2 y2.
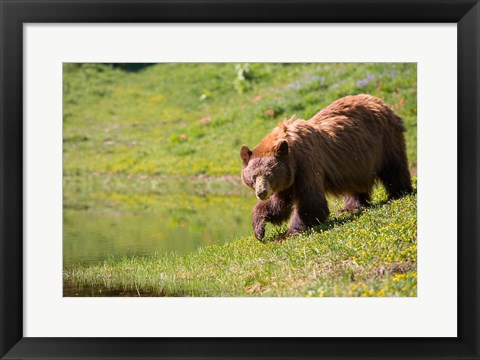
1 0 479 359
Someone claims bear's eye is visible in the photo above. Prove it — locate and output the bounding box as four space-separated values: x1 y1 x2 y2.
251 175 256 184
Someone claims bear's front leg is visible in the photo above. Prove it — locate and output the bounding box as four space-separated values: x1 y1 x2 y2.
252 204 267 240
252 190 293 240
279 193 329 242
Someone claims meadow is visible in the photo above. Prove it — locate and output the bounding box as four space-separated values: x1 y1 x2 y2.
63 63 417 296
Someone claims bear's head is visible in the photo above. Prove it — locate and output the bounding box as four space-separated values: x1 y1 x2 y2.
240 124 294 201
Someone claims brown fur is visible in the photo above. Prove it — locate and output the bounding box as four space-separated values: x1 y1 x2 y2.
240 94 412 241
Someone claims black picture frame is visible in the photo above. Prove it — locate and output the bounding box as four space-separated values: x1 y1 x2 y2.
1 1 479 359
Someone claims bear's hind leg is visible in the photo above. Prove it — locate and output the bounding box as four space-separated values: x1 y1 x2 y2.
341 193 371 213
378 160 413 200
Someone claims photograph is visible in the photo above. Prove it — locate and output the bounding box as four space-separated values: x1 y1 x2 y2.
2 0 478 357
62 63 417 297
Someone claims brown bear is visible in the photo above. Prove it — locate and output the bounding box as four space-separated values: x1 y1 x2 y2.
240 94 412 241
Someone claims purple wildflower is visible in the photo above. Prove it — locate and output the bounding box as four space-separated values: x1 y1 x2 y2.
357 74 375 87
357 79 368 87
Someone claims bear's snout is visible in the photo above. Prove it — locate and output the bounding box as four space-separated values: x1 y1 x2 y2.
255 176 272 200
256 189 268 200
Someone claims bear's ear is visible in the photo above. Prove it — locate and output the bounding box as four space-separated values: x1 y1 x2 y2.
240 145 252 166
275 140 289 158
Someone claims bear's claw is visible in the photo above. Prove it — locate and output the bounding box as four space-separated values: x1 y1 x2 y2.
254 224 265 240
253 217 266 240
252 211 266 240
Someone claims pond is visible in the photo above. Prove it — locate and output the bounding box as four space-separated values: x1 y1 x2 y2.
63 175 257 267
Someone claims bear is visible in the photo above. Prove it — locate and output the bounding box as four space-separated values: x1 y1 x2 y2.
240 94 412 241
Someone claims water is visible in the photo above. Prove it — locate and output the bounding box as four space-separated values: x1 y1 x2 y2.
63 176 257 267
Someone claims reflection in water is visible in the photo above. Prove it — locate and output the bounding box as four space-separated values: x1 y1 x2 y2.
63 193 256 267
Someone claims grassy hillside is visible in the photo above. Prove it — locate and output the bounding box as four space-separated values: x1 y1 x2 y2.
63 63 417 297
64 182 417 297
63 63 416 177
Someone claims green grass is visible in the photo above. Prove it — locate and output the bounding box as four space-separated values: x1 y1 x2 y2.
64 180 417 297
63 63 417 297
63 63 416 177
